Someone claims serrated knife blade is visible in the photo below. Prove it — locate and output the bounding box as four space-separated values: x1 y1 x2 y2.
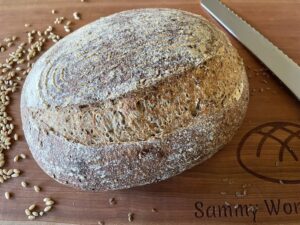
201 0 300 100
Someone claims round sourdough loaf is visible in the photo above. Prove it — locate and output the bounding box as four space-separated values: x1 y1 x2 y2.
21 8 249 191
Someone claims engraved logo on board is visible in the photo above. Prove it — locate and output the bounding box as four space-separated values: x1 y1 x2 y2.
237 122 300 184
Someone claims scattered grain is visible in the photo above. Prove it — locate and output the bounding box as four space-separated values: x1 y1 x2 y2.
32 211 39 217
45 200 55 206
25 209 31 216
4 192 10 199
54 17 64 24
44 206 52 212
43 197 51 202
28 215 35 220
34 185 41 192
128 212 134 222
73 12 81 20
0 160 5 167
13 155 19 162
13 169 20 174
151 208 158 212
65 21 72 26
29 204 36 211
21 181 28 188
98 221 105 225
7 169 13 176
234 204 240 209
279 180 284 184
3 38 11 42
109 197 116 205
13 133 18 140
64 26 71 33
0 9 81 220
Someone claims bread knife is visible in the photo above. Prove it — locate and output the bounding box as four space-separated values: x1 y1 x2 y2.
201 0 300 100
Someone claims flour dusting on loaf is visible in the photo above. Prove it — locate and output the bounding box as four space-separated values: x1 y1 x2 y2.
21 8 249 191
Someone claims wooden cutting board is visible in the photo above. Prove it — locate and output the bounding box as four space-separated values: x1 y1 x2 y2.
0 0 299 224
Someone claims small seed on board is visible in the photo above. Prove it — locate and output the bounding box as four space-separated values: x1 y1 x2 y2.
0 160 5 167
65 21 72 26
21 181 28 188
225 201 231 206
7 169 13 176
28 215 35 220
45 200 55 206
32 211 39 217
39 211 44 216
11 173 19 178
13 133 18 140
20 153 27 159
13 155 19 162
73 12 81 20
151 208 158 213
29 204 36 211
4 192 10 199
51 9 56 14
43 197 51 202
3 37 11 42
128 212 134 222
64 26 71 33
44 206 52 212
33 185 41 192
109 197 116 205
13 169 20 174
98 221 105 225
25 209 31 216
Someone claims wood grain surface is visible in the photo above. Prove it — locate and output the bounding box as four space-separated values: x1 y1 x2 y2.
0 0 299 224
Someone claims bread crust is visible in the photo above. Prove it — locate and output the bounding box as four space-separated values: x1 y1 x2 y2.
21 8 249 191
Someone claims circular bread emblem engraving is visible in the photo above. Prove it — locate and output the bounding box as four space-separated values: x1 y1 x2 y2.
237 122 300 184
